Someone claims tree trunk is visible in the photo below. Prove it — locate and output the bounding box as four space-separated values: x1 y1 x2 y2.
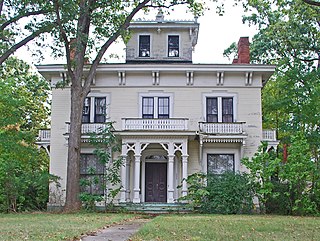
64 85 84 212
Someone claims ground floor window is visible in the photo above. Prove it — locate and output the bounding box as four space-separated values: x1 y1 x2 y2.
80 154 105 195
207 154 234 175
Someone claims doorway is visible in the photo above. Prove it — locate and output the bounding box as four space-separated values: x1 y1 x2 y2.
145 162 167 202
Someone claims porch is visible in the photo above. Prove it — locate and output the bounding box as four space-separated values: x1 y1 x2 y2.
118 136 189 204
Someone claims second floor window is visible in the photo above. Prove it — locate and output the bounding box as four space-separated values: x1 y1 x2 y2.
82 97 107 123
142 97 169 119
139 35 150 57
206 97 234 122
168 35 179 57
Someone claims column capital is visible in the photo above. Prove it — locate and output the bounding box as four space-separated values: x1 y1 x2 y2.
168 154 175 163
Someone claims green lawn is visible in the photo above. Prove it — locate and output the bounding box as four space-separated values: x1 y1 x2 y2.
0 212 137 241
132 214 320 241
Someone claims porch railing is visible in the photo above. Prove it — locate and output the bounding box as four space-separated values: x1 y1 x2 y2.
66 123 108 134
199 122 244 134
122 118 188 131
38 129 51 141
262 129 277 141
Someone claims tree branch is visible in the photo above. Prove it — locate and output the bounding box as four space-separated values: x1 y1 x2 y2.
302 0 320 7
0 0 4 15
83 0 151 93
53 0 74 80
0 23 55 65
73 0 93 88
1 10 50 31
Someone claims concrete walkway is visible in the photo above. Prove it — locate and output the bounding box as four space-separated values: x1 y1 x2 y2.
80 218 150 241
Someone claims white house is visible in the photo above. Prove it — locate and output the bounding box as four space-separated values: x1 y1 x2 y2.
37 12 278 209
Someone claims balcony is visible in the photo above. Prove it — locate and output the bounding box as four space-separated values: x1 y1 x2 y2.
122 118 188 131
199 122 244 134
66 123 108 134
262 129 277 141
37 129 51 143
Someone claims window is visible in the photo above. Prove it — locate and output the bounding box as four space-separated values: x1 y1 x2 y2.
82 96 107 123
207 154 234 175
168 35 179 57
82 97 91 123
80 154 105 195
206 97 234 122
158 97 169 118
222 98 233 122
94 97 106 123
207 98 218 122
142 96 170 119
142 97 154 118
139 35 150 57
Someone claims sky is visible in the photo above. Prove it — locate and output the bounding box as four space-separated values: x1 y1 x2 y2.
15 2 258 65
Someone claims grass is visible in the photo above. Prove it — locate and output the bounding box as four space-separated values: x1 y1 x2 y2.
132 214 320 241
0 212 137 241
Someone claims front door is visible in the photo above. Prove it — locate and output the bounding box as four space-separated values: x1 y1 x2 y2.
145 163 167 202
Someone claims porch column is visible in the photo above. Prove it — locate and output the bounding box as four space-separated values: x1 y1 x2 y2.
125 159 131 202
167 154 175 203
199 136 204 172
181 155 189 197
133 154 141 203
119 155 127 203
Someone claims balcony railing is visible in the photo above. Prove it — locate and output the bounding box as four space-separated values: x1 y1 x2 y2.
122 118 188 131
66 123 108 134
199 122 244 134
262 129 277 141
37 130 51 142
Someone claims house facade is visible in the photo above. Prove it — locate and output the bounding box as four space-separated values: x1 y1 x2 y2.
37 13 277 208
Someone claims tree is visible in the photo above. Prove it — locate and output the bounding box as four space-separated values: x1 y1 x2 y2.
47 0 212 212
0 57 50 212
302 0 320 7
0 0 56 65
237 0 320 214
243 0 320 67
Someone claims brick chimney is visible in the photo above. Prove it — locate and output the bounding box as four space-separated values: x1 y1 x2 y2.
232 37 250 64
69 38 76 61
69 38 89 64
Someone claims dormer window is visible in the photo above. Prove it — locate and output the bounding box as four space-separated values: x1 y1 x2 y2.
168 35 179 57
139 35 150 57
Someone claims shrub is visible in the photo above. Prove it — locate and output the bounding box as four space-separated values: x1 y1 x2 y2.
181 172 254 214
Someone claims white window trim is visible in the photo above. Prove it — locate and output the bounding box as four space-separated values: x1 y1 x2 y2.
203 148 240 174
167 34 181 58
202 92 238 122
138 92 174 118
137 34 152 58
86 93 110 123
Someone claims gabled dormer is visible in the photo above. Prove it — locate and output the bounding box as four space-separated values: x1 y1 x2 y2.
126 11 199 63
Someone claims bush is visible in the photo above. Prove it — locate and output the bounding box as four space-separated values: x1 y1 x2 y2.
182 172 254 214
265 181 291 215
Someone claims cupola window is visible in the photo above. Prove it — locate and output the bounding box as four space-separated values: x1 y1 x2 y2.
168 35 179 57
139 35 150 57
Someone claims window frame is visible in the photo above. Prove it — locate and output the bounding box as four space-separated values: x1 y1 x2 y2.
80 154 106 196
139 92 173 119
207 154 235 175
167 35 180 57
82 93 109 123
203 93 237 123
138 35 151 57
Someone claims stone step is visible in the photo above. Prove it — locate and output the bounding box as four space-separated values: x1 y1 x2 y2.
114 203 193 214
